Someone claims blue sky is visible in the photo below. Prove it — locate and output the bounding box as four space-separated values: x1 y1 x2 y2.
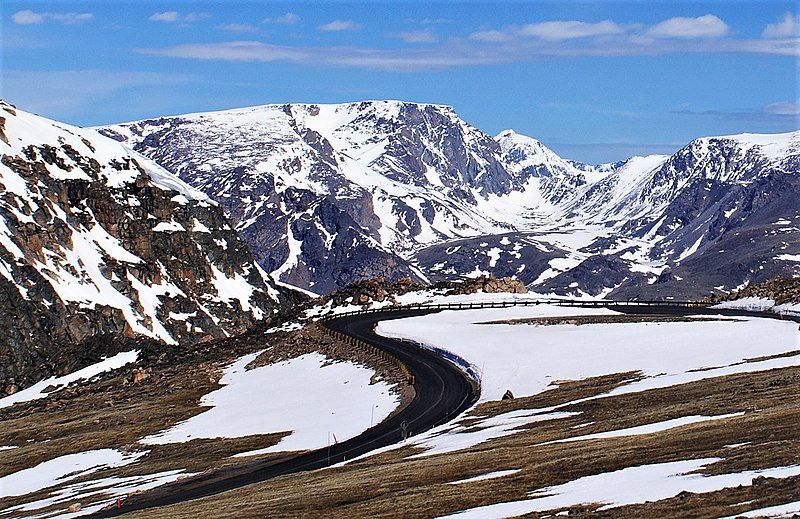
2 1 798 162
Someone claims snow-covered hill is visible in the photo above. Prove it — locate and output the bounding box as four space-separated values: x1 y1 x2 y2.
99 101 800 298
0 101 281 392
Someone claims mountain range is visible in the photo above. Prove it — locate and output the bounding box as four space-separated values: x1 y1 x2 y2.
99 100 800 298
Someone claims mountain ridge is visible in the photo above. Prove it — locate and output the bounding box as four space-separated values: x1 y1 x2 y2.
98 100 799 297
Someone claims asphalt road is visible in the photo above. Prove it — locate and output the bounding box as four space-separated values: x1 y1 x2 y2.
92 308 478 517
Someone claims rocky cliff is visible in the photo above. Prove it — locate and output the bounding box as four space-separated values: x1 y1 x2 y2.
0 101 281 393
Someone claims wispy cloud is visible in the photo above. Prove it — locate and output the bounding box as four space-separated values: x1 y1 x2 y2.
468 29 508 42
763 13 799 38
319 20 360 32
11 9 93 25
263 12 299 25
139 14 798 72
149 11 210 23
420 18 454 26
149 11 179 22
646 15 729 39
763 100 800 116
393 30 438 43
672 99 800 124
470 15 729 43
519 20 627 41
139 36 797 72
217 23 259 34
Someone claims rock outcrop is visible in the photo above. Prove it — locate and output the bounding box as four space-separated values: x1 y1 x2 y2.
0 101 281 392
706 276 800 305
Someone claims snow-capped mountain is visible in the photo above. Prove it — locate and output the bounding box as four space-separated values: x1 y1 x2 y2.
538 131 800 297
99 101 800 298
496 129 612 208
101 101 534 292
0 101 281 392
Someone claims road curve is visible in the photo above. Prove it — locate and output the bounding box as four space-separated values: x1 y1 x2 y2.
93 309 478 517
91 302 799 517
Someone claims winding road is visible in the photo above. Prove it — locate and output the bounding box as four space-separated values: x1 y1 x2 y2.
92 301 799 517
93 308 477 517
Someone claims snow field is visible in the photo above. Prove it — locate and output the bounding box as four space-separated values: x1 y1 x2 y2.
372 303 800 516
142 352 399 454
439 459 800 518
376 305 799 403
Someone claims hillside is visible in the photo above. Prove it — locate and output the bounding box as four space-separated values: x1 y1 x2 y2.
0 101 281 393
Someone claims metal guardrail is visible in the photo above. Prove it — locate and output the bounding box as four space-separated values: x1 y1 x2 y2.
320 298 712 319
317 324 413 383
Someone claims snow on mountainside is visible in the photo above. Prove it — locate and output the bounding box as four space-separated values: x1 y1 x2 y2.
100 101 574 292
496 129 612 207
0 101 281 393
99 101 800 298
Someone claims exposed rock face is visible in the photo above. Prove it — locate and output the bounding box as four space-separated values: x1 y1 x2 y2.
411 232 566 286
0 101 281 391
99 102 799 299
98 102 534 292
319 274 525 311
437 275 527 295
320 276 424 308
706 276 800 305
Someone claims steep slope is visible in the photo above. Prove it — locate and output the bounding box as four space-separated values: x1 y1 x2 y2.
546 132 800 298
0 101 280 393
100 102 576 292
496 129 612 209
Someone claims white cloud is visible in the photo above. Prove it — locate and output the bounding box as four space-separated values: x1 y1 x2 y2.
394 30 437 43
12 10 92 25
138 31 798 73
469 29 510 42
149 11 210 23
217 23 259 34
12 10 43 24
520 20 626 41
149 11 180 22
762 13 799 38
141 41 310 62
184 12 211 22
646 15 729 39
50 13 93 24
763 100 800 116
319 20 360 32
263 12 299 25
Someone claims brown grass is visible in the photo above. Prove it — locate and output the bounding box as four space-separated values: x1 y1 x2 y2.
111 363 800 519
0 324 410 517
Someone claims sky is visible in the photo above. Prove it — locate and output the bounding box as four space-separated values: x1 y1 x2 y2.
1 1 798 163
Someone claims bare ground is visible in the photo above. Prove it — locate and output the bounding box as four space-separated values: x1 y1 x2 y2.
111 360 800 519
0 323 410 517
